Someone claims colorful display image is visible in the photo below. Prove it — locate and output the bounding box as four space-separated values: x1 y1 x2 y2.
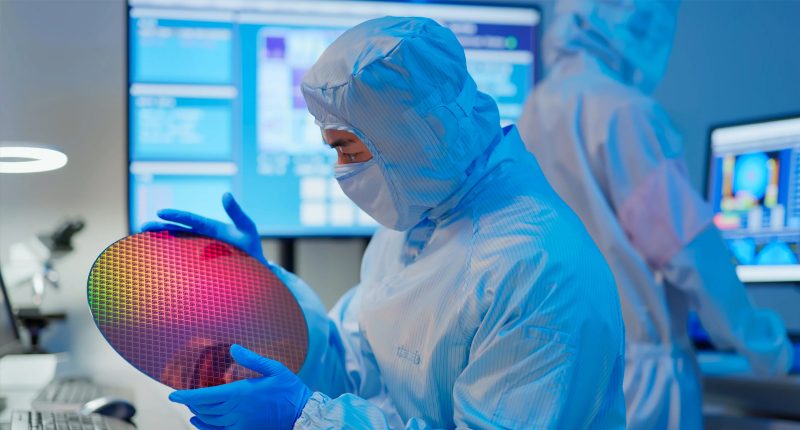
128 4 541 236
256 27 345 156
88 231 308 389
727 238 798 265
713 150 785 231
756 241 799 265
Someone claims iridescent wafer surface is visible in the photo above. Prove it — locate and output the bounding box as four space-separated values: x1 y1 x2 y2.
88 231 307 389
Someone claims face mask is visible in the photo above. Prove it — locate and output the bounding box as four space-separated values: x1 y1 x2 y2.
334 159 372 178
334 159 419 231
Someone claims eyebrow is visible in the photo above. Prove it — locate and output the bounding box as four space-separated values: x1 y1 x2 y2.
326 139 353 149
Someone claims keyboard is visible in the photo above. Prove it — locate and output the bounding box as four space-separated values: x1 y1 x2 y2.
10 411 135 430
34 380 103 405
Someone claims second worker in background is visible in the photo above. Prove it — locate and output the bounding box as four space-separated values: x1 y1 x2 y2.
518 0 794 429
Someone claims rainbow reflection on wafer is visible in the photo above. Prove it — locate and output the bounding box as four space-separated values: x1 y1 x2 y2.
88 231 307 389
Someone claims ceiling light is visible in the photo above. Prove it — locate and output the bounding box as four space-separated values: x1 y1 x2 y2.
0 145 68 174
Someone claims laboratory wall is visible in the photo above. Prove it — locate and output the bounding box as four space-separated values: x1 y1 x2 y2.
656 0 800 187
1 0 799 375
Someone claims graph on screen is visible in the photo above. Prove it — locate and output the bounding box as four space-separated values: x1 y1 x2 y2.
708 116 800 282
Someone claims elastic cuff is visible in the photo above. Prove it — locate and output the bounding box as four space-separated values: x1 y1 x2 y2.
293 392 331 430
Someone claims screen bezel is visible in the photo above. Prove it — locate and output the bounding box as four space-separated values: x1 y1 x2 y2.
705 112 800 284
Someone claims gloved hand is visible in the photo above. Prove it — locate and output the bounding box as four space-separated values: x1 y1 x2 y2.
169 344 313 430
143 193 333 392
142 193 267 265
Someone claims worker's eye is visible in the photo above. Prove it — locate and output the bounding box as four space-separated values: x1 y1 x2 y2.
340 152 361 162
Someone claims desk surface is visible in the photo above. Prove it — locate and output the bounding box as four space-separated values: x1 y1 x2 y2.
0 355 192 429
71 363 192 429
4 352 799 426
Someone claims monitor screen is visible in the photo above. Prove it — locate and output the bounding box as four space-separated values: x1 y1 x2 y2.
708 116 800 282
127 0 542 236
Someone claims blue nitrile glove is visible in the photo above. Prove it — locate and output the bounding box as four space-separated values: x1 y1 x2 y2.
142 193 267 265
793 343 800 374
143 193 334 392
169 344 312 430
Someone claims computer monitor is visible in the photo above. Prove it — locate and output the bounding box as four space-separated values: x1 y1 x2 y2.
0 265 22 356
707 115 800 283
127 0 542 236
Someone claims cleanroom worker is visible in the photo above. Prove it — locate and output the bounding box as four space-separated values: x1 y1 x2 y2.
144 16 627 430
517 0 794 428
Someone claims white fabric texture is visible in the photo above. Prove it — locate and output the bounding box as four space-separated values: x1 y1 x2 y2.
285 16 627 429
518 1 793 428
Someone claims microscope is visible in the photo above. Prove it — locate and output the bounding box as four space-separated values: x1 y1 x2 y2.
2 219 84 353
